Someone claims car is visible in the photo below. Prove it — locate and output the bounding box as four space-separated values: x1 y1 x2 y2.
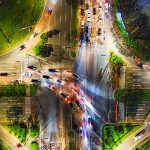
134 129 145 141
12 79 19 84
16 143 22 149
81 20 85 29
31 79 41 84
105 3 109 14
85 3 89 10
99 2 102 8
42 75 50 79
81 9 85 16
52 29 60 35
48 7 53 15
22 72 32 76
20 44 25 50
48 68 59 72
75 100 83 111
79 127 83 136
48 84 55 91
97 28 102 36
62 78 70 83
0 73 9 76
87 12 91 22
27 66 37 70
72 73 80 80
57 79 62 83
68 102 75 110
60 92 68 98
93 8 96 15
85 26 88 34
87 116 92 126
86 36 90 43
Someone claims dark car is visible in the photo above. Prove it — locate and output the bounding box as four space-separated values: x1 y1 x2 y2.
27 66 37 70
57 79 62 83
0 73 9 76
88 116 92 126
134 129 145 141
85 3 89 10
52 29 60 35
93 8 96 15
98 28 102 36
31 79 41 84
69 102 75 110
86 36 90 43
81 9 85 16
20 45 25 50
48 68 58 72
85 26 88 34
75 100 83 110
80 0 83 5
42 75 50 79
60 92 68 98
72 73 80 80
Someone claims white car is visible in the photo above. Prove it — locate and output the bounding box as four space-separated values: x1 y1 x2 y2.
81 20 85 29
87 12 91 22
134 129 145 141
22 72 32 76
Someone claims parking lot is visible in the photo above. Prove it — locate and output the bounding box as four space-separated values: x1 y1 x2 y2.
125 67 150 89
126 101 150 123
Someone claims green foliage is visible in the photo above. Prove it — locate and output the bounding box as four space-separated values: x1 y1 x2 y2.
70 50 76 58
30 84 38 96
30 141 39 150
8 124 27 144
136 139 150 150
40 33 48 44
114 89 150 102
69 143 75 150
33 42 43 56
109 51 124 66
30 124 39 138
0 84 26 97
102 124 140 150
0 0 44 55
113 0 150 61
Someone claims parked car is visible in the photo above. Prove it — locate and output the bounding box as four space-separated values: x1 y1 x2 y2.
72 73 80 80
27 66 37 70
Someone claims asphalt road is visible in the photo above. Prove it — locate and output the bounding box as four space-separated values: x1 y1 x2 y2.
116 118 150 150
0 125 28 150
